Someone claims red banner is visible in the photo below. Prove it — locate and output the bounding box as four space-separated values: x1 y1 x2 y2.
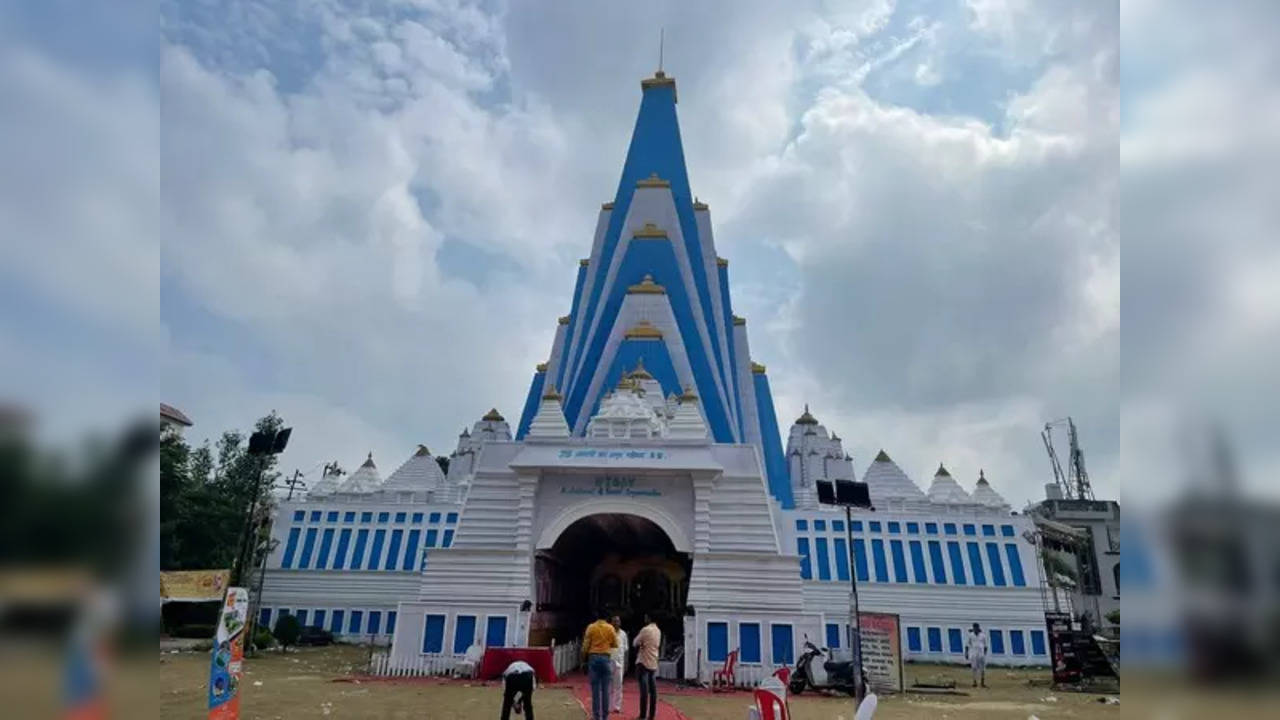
208 587 248 720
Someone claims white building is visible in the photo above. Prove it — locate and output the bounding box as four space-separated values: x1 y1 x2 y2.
258 69 1049 676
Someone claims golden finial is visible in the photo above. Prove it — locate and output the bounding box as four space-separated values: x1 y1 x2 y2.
558 315 570 325
541 384 562 401
634 222 668 238
874 449 892 463
732 315 746 326
636 174 671 188
678 385 699 402
795 404 818 425
750 361 767 374
535 362 548 372
936 463 951 477
716 257 728 267
579 258 590 267
977 468 989 484
482 408 505 422
628 357 654 380
415 444 431 456
694 198 709 211
627 274 666 294
625 321 663 339
601 201 614 210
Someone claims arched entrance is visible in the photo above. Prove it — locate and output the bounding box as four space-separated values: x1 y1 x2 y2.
531 513 690 661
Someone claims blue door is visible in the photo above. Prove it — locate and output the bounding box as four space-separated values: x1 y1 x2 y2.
770 624 794 665
486 616 508 648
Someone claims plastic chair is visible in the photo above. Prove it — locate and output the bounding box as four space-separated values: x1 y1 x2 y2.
751 676 789 720
712 649 739 691
771 667 791 685
854 692 878 720
453 643 483 678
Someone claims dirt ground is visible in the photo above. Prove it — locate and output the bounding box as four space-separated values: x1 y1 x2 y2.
160 644 1121 719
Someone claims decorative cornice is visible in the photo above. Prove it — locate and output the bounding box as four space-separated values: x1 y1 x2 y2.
637 173 671 188
579 258 590 267
716 257 728 267
627 274 666 294
750 361 767 374
732 315 746 326
541 384 562 401
601 202 614 210
640 70 677 103
558 315 570 325
624 321 663 339
535 362 548 372
634 222 668 238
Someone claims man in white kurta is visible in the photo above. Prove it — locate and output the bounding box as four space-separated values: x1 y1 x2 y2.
965 623 988 688
609 615 629 713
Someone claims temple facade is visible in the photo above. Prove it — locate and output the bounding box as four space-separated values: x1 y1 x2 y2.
259 70 1049 677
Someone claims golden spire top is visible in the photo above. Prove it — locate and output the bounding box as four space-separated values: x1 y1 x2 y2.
678 385 699 402
558 315 570 325
482 408 505 422
936 463 951 477
535 362 548 372
414 444 431 457
634 222 668 238
694 198 709 211
361 452 376 468
795 403 818 425
625 321 663 339
628 357 654 380
627 274 666 294
579 258 590 267
751 361 767 374
732 315 746 326
977 468 989 485
716 257 728 267
601 201 614 210
541 384 562 401
874 449 892 463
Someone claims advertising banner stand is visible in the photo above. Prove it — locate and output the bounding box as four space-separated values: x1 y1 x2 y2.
208 587 249 720
858 612 904 694
1044 611 1082 686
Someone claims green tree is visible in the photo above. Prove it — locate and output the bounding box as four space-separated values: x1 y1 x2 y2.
273 612 302 652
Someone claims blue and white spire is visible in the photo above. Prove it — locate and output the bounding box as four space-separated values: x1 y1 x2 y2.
515 69 794 507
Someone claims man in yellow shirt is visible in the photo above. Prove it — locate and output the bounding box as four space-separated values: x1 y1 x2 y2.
582 612 618 720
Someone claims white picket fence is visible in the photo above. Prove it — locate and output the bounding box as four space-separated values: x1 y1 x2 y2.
367 639 583 679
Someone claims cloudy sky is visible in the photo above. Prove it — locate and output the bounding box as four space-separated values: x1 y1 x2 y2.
10 0 1274 510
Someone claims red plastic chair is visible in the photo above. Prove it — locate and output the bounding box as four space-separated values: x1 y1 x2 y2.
772 667 791 685
712 649 739 691
753 677 789 720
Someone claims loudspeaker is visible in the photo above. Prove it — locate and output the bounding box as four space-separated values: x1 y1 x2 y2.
520 600 532 612
271 427 292 454
836 479 872 508
816 480 836 505
248 431 273 455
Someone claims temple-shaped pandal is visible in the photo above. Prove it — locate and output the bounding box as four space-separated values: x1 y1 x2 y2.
260 68 1047 680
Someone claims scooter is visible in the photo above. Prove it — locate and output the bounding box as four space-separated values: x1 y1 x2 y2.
789 637 865 696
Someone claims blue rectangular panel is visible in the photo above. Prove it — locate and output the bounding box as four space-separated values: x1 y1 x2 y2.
387 611 396 634
486 616 507 648
429 512 441 523
851 521 863 532
833 538 850 581
377 512 390 523
295 609 308 627
330 610 345 634
927 627 942 652
349 610 363 634
869 521 881 533
1030 630 1046 655
313 610 326 629
368 611 382 635
332 529 352 570
344 511 355 523
281 528 301 568
297 528 318 569
948 628 963 653
739 623 762 663
795 519 808 531
309 511 321 522
426 529 439 548
962 524 976 536
454 615 477 653
412 512 423 523
1005 544 1027 586
315 528 335 569
906 522 919 534
853 539 869 581
888 522 900 534
797 538 812 579
292 510 304 522
1001 524 1015 537
825 623 840 650
871 539 888 581
442 530 454 547
707 622 728 663
925 522 938 534
982 524 995 536
368 529 387 569
349 529 369 569
908 541 928 583
394 512 406 523
985 542 1007 586
966 542 987 585
907 627 922 652
1010 630 1026 655
446 512 458 524
833 520 844 532
259 607 272 628
947 542 968 585
890 540 908 582
815 537 831 581
402 530 421 571
422 614 445 653
327 511 339 523
990 629 1005 654
944 523 957 535
384 530 404 570
928 540 947 583
361 512 373 523
813 520 826 531
770 624 794 665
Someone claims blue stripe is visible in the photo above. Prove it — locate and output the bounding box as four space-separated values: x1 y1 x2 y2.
708 622 728 663
927 540 947 583
853 539 869 581
281 527 301 569
985 542 1007 586
890 539 909 582
384 530 403 571
966 542 987 585
753 372 794 507
515 371 546 440
797 537 812 579
815 537 831 581
556 261 590 392
349 529 369 570
1005 543 1027 586
402 530 421 571
908 540 928 583
717 264 742 439
315 528 335 569
871 539 889 582
332 528 352 570
946 541 968 585
297 528 318 569
833 537 850 581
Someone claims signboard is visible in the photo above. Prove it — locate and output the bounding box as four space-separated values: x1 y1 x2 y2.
559 475 663 498
208 587 248 720
161 570 229 602
858 612 904 693
556 448 667 461
1044 612 1082 685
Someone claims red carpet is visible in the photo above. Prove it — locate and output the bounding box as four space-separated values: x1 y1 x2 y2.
563 674 690 720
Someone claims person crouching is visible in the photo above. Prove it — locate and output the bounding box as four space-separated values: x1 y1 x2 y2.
501 660 536 719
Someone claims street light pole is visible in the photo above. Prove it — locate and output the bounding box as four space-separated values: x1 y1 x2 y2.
817 477 874 708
